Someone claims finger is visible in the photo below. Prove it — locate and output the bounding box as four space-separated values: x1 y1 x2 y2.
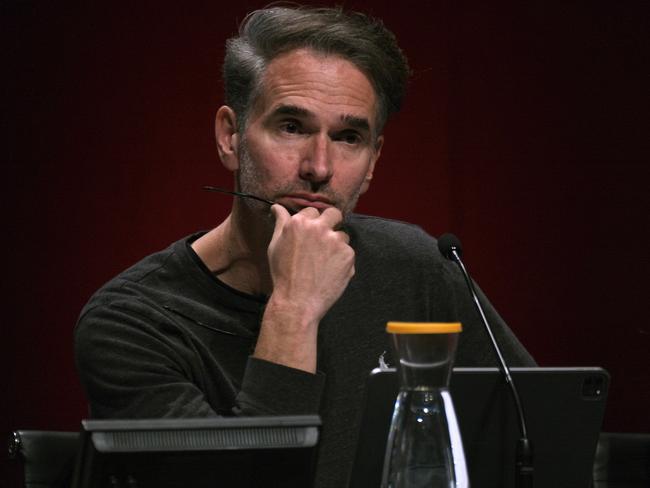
296 206 321 219
271 204 290 239
335 229 350 245
319 206 344 229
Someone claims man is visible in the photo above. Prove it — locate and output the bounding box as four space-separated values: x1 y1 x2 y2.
75 6 534 487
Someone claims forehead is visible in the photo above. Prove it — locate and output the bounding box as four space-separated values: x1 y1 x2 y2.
252 48 378 125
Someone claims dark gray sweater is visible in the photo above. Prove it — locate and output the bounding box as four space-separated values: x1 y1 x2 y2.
74 214 534 487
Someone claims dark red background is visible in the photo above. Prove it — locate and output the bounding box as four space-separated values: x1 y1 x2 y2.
2 1 648 484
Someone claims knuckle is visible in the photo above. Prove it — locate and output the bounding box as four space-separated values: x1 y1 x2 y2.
344 246 355 261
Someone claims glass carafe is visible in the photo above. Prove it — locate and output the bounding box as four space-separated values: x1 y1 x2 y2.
382 322 469 488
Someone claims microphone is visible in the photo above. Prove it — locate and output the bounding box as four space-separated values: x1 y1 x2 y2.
438 233 534 488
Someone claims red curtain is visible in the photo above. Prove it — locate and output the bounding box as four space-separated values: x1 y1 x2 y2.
2 6 648 483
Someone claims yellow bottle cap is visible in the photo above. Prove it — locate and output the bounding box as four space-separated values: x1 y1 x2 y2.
386 322 462 334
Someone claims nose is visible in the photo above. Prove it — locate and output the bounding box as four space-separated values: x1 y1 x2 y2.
299 134 333 183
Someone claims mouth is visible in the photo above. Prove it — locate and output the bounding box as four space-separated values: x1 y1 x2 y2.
202 186 336 215
279 193 335 211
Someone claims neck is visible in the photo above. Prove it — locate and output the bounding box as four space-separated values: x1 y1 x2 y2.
192 201 275 296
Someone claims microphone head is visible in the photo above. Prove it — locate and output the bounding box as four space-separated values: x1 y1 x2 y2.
438 233 463 260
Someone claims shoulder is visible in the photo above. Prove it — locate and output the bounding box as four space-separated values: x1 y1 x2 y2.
77 233 203 326
347 214 436 245
346 214 441 262
345 214 466 297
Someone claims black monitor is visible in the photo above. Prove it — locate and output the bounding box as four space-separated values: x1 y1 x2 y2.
71 415 321 488
350 367 609 488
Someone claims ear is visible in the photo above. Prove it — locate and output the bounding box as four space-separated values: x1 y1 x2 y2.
215 105 240 172
360 135 383 195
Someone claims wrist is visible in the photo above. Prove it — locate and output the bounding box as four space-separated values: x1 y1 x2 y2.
253 295 320 373
264 292 322 332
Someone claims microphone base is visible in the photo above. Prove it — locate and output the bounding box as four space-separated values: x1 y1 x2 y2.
515 437 534 488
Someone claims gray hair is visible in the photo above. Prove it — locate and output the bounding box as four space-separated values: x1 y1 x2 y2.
223 6 410 135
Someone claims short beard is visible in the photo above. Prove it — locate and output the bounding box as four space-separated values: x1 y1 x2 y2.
235 136 364 221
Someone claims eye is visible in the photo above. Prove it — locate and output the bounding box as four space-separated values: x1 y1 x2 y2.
336 131 363 145
344 133 361 144
280 120 300 134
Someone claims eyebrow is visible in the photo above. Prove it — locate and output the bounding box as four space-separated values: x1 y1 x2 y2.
341 114 370 132
271 104 312 118
270 104 371 133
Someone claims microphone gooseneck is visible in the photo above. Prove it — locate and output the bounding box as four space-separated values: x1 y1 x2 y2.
438 233 533 488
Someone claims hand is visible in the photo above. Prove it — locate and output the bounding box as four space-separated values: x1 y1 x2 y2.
268 204 354 321
254 204 355 372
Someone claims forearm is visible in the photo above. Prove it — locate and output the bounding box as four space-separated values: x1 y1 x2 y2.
253 294 320 373
256 205 354 374
77 302 324 419
236 356 325 415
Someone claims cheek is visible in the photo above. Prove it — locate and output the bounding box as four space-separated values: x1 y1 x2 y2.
333 166 370 196
246 136 302 178
244 154 304 195
338 154 373 183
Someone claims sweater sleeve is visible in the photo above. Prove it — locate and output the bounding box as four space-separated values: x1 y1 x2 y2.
74 299 325 419
75 302 217 418
236 357 325 415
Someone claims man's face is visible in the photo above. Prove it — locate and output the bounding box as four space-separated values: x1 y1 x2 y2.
235 48 383 217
